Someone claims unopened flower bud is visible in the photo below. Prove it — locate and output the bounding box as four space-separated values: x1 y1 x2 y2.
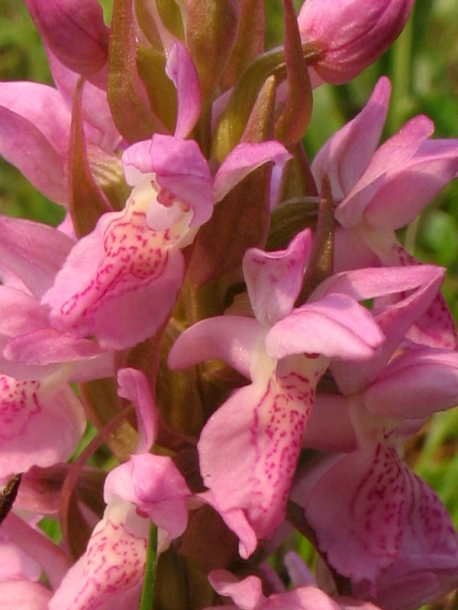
298 0 414 84
25 0 110 76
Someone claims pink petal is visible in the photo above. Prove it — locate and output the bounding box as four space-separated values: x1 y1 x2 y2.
122 134 214 227
105 454 190 544
269 587 342 610
305 445 406 584
116 368 158 453
355 469 458 610
362 140 458 230
214 141 292 203
208 571 265 609
311 265 443 304
0 376 86 478
266 293 383 361
48 53 121 152
0 105 67 203
0 286 49 340
333 226 380 272
208 570 344 610
243 229 311 326
336 115 434 228
4 511 71 589
0 530 42 581
0 215 74 298
121 140 155 185
365 347 458 418
0 359 64 385
329 264 448 394
316 264 444 336
0 81 71 156
0 581 52 610
49 500 148 610
4 328 114 382
42 207 185 349
377 246 457 350
168 316 262 380
303 394 357 452
199 359 322 557
165 41 202 139
407 472 458 551
312 77 391 199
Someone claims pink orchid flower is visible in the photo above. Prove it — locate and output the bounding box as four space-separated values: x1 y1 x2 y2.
308 261 456 450
39 37 290 349
303 263 457 452
169 229 431 558
42 132 290 349
104 368 192 550
303 424 458 610
298 0 414 85
291 263 458 608
312 76 458 349
312 77 458 271
49 367 192 610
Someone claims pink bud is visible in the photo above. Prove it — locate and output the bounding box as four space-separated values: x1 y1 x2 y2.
298 0 414 84
25 0 110 76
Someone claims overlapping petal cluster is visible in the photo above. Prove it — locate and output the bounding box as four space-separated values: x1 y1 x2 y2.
0 0 457 609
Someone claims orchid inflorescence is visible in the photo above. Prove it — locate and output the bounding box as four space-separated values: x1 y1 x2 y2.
0 0 458 609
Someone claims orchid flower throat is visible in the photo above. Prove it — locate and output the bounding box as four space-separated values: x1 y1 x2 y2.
131 174 195 248
349 398 403 449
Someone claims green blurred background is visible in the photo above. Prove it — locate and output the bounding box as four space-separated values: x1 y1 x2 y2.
1 0 458 606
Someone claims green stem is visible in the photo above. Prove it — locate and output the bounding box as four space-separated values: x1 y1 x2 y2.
387 14 414 134
139 523 157 610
